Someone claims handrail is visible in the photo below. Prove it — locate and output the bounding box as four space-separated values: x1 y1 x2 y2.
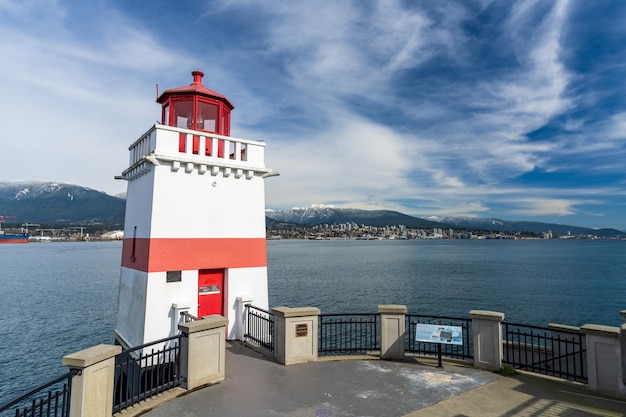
180 311 199 322
503 321 583 335
0 368 80 413
120 333 183 354
244 304 273 315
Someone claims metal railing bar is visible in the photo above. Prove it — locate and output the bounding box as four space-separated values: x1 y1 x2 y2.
0 369 79 413
179 311 199 322
120 334 183 354
244 304 272 315
502 322 587 382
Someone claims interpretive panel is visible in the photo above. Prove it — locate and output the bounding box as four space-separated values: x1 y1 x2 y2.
416 323 463 345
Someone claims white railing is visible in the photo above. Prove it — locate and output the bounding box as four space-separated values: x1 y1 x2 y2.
121 124 268 180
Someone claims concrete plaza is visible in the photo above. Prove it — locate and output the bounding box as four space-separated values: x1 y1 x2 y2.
116 341 626 417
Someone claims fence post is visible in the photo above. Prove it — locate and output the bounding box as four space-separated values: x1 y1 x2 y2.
179 315 229 390
469 310 504 372
272 306 320 365
581 324 626 396
378 305 407 360
62 344 121 417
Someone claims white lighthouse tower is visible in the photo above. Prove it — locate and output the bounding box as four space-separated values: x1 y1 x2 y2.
114 70 273 348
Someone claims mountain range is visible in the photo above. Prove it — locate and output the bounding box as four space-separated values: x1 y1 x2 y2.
266 206 624 237
0 181 125 225
0 181 623 236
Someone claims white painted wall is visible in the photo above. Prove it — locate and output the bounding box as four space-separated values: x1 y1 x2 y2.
123 170 156 238
225 266 269 339
149 165 266 238
143 270 199 344
115 267 148 347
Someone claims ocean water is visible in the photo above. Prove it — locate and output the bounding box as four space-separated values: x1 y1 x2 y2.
1 239 625 402
267 239 626 326
0 241 121 402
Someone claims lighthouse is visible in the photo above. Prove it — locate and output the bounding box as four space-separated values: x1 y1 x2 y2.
114 70 273 348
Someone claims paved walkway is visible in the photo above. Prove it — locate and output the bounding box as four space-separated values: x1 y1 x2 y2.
132 342 626 417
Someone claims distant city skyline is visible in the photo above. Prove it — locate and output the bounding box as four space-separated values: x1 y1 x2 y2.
1 1 625 230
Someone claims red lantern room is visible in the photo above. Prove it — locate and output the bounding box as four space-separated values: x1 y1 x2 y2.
157 70 234 136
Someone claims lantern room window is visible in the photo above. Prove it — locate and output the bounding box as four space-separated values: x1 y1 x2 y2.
163 104 169 127
197 101 219 132
172 99 193 129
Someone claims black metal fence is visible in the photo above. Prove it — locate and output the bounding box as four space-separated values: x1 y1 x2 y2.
406 315 473 361
244 305 275 353
502 322 587 382
318 313 380 356
0 369 79 417
112 334 183 413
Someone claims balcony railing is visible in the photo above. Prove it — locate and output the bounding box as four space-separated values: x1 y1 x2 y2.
112 334 182 413
318 314 380 356
0 369 79 417
502 322 587 382
244 305 275 353
121 124 268 180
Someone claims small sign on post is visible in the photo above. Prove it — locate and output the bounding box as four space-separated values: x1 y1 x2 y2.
415 323 463 368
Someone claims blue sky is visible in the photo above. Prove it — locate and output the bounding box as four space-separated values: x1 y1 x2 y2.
1 0 626 230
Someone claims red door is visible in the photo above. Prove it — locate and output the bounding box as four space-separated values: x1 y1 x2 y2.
198 269 224 317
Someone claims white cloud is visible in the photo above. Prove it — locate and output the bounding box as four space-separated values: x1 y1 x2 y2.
508 198 578 216
605 112 626 141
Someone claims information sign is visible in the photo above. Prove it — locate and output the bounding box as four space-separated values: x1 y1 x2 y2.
416 323 463 345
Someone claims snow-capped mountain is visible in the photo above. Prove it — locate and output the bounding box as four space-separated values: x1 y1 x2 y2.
266 206 447 229
0 181 125 225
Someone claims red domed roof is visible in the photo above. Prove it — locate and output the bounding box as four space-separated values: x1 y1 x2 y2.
157 70 234 110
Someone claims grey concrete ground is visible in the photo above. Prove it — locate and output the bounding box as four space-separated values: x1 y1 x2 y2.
134 342 626 417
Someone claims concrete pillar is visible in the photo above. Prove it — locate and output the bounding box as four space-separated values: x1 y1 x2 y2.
178 315 228 389
469 310 504 372
378 305 407 360
62 344 121 417
234 296 254 341
582 324 626 396
272 306 320 365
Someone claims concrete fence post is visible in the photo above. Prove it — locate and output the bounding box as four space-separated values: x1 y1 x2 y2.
62 344 121 417
272 306 320 365
178 315 228 390
581 324 626 396
378 305 407 360
469 310 504 372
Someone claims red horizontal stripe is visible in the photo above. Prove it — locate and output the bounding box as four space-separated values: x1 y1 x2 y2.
121 238 267 272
